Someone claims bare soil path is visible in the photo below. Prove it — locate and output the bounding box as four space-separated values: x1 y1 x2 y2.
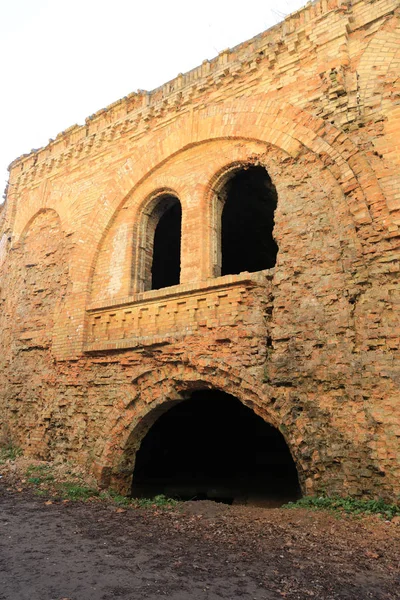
0 484 399 600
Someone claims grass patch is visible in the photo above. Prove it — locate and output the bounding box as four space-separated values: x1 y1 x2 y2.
24 463 98 501
99 490 132 506
26 464 52 475
26 465 55 485
132 494 178 509
0 444 23 463
26 464 55 486
283 495 400 520
23 462 177 509
100 491 178 509
57 482 100 501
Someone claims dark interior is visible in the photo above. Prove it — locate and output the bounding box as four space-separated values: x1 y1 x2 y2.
131 390 301 506
221 166 278 276
151 198 181 290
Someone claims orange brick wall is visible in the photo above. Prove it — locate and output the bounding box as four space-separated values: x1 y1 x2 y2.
0 0 399 499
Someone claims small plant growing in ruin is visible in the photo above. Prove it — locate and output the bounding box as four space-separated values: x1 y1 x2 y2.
0 444 23 463
283 495 400 520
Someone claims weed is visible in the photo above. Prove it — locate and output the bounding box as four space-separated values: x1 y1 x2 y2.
132 494 178 508
283 495 400 520
100 490 132 506
57 483 100 501
25 464 55 486
23 461 177 508
26 464 52 475
28 477 42 485
0 444 23 463
99 491 178 509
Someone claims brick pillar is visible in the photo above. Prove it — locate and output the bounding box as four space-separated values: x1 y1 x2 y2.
180 183 211 284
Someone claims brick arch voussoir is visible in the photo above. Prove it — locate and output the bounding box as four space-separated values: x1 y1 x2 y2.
85 97 387 296
92 363 287 491
231 97 390 227
54 96 393 359
264 100 391 227
17 207 64 244
357 25 400 108
110 97 388 232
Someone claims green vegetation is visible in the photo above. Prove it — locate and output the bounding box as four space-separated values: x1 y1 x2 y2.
26 464 55 484
0 444 23 463
100 490 178 509
24 464 99 501
26 464 51 475
23 463 177 508
132 494 178 509
58 482 100 501
283 495 400 520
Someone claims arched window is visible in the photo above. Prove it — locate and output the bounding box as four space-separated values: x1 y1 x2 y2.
137 193 182 292
213 165 278 277
151 198 181 290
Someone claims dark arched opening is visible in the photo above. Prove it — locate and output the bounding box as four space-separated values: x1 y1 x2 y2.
221 165 278 276
131 390 301 506
151 197 181 290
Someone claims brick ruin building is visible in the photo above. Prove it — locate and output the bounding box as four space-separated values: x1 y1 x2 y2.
0 0 399 504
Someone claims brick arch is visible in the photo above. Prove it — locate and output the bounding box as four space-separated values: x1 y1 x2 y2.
12 181 71 244
56 97 391 359
85 97 388 265
357 25 400 110
89 185 183 303
204 159 279 278
92 363 295 494
19 207 62 241
11 208 69 354
131 187 182 294
88 98 388 287
88 141 270 305
108 96 391 229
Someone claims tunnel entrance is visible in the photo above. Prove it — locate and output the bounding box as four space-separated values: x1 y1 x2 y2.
221 165 278 276
131 390 301 506
151 197 181 290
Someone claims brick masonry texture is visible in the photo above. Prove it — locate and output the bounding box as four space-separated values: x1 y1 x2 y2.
0 0 399 499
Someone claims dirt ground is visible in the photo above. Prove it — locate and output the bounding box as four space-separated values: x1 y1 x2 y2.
1 477 399 600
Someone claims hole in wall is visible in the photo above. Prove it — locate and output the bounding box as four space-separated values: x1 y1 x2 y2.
131 390 301 507
221 165 278 276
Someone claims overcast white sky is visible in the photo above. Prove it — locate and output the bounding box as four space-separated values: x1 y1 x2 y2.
0 0 307 202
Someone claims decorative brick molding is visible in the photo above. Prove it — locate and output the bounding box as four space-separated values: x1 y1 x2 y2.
85 271 272 352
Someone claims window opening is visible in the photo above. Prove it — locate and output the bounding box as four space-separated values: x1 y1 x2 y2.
220 165 278 276
150 197 181 290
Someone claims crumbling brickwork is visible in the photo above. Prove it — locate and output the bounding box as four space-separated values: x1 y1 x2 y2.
0 0 399 500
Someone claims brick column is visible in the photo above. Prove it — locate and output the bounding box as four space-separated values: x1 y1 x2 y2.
180 183 211 284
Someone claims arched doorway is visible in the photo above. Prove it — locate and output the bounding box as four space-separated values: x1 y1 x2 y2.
131 390 301 506
219 165 278 276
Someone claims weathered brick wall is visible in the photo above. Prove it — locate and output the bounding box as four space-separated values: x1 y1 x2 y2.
0 0 399 500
